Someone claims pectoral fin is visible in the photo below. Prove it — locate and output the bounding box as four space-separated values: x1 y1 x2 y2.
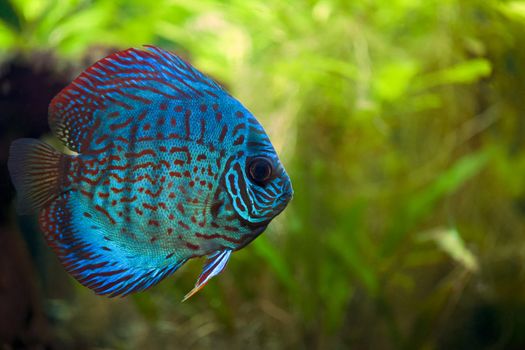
182 249 232 302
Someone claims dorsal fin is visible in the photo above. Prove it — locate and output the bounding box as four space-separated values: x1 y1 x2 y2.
49 46 224 152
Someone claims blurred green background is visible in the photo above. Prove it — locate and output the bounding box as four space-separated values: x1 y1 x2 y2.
1 0 525 349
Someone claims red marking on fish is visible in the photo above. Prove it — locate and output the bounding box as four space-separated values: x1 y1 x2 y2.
185 242 199 250
110 116 133 131
95 205 116 225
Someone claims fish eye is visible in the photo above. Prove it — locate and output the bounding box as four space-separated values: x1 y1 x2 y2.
247 157 273 185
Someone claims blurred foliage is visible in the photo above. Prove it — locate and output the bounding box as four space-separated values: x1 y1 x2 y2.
1 0 525 349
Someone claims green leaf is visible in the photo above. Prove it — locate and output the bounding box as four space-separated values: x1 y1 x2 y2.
415 58 492 90
0 20 16 49
497 1 525 20
318 261 354 332
328 236 379 295
417 227 479 272
406 151 490 221
252 235 299 297
374 60 419 102
0 0 21 32
382 150 490 256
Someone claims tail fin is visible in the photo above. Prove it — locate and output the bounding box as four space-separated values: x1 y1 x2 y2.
8 138 68 215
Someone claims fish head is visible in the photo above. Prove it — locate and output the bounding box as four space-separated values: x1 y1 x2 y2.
221 112 293 227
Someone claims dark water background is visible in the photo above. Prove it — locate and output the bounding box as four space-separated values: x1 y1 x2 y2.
1 1 525 349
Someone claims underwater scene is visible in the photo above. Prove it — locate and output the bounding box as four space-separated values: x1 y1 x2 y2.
1 0 525 349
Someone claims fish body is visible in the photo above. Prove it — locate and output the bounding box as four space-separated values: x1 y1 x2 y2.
8 46 292 298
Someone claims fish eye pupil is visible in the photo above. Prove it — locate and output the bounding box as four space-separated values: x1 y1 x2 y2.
248 158 273 185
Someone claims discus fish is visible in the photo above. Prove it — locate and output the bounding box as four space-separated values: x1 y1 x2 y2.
8 46 293 299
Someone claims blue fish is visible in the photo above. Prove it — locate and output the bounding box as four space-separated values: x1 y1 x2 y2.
8 45 293 299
